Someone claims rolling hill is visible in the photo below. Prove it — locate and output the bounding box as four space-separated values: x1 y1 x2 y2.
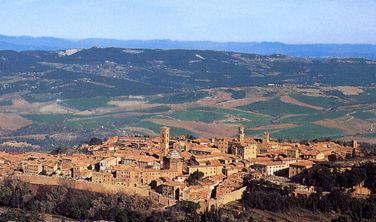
0 47 375 151
2 34 376 59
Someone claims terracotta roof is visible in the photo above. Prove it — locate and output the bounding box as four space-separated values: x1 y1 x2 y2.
290 160 314 167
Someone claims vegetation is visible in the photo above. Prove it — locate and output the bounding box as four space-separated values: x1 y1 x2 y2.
293 162 376 193
21 114 75 124
2 48 376 102
60 96 115 111
89 137 103 145
131 121 198 137
168 110 227 123
2 47 376 149
0 100 12 106
0 179 243 221
186 171 204 185
0 179 155 221
224 89 246 99
351 110 376 120
278 111 349 124
242 168 376 221
67 116 127 128
289 94 341 108
238 97 320 117
271 123 344 140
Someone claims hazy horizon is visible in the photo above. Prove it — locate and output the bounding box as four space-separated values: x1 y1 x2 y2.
1 0 375 44
2 33 376 46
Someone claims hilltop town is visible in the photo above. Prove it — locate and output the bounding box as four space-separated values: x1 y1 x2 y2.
0 125 369 213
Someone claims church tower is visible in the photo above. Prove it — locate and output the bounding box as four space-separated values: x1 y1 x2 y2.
262 132 270 145
238 126 245 144
160 127 170 162
352 139 358 148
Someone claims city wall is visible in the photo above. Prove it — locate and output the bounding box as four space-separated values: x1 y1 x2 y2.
11 175 149 197
205 186 246 211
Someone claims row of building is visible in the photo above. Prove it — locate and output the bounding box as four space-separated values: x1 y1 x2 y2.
0 126 362 207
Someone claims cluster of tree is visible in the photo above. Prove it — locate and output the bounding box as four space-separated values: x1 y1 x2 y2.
186 171 204 186
292 162 376 192
186 134 197 140
359 142 376 155
0 208 44 222
0 179 156 221
241 177 376 221
0 179 244 222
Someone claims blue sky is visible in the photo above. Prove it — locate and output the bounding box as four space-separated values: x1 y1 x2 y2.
0 0 375 43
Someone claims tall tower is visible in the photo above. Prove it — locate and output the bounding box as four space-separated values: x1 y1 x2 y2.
238 126 245 144
352 139 358 148
160 127 170 158
262 132 270 145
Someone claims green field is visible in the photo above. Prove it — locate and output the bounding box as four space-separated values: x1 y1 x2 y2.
189 107 272 128
131 121 198 137
347 88 376 104
67 116 144 128
360 133 376 138
224 89 246 99
60 96 115 111
148 91 209 104
214 108 272 126
351 110 376 120
168 110 227 123
0 100 12 106
289 94 341 108
21 114 76 123
270 123 344 140
237 97 320 117
245 129 273 137
279 111 349 124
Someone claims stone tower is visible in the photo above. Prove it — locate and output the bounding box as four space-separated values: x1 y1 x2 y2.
352 139 358 148
262 132 270 145
238 126 245 144
160 126 170 158
163 149 183 173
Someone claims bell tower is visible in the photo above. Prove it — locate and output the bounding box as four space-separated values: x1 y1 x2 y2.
262 132 270 145
238 126 245 144
160 126 170 159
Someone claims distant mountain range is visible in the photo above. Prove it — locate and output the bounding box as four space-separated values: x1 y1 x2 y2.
1 47 376 102
1 34 376 59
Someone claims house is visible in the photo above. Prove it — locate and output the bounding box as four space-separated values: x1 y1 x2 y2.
252 161 288 176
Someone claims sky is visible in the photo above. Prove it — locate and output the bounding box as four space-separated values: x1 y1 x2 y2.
0 0 375 44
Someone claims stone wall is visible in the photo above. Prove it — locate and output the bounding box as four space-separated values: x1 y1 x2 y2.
12 175 149 197
149 190 176 207
206 186 246 211
12 175 179 207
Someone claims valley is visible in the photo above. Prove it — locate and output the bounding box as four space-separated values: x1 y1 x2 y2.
0 48 375 151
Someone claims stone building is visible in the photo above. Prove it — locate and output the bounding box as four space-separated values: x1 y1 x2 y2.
163 149 183 173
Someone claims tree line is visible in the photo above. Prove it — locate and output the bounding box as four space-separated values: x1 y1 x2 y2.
241 167 376 221
292 162 376 193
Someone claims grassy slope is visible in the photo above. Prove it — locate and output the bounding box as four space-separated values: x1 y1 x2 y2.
271 123 344 140
289 94 341 108
237 97 320 117
59 96 115 111
21 114 76 124
131 121 198 137
168 110 227 123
